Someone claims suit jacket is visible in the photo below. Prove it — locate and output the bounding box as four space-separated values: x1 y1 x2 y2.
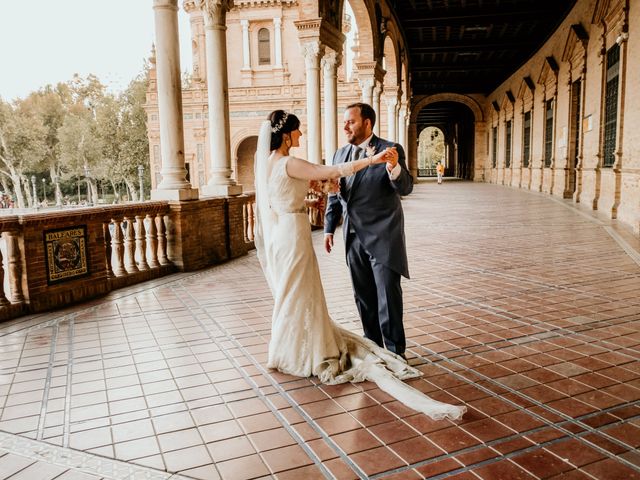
324 135 413 278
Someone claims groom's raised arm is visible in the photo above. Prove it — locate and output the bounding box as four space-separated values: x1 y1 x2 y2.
389 144 413 196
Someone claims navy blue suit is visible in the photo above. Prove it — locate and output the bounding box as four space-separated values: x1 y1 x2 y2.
324 135 413 355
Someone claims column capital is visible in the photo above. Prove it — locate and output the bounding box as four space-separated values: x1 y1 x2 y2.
182 0 198 13
198 0 233 27
355 61 386 84
321 50 342 73
358 77 374 91
373 81 383 96
274 16 282 27
385 95 398 107
240 18 248 28
300 40 325 69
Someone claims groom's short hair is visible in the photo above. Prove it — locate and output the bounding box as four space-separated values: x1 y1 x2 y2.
346 102 376 129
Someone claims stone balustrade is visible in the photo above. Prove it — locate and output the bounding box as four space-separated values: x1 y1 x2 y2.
0 194 257 322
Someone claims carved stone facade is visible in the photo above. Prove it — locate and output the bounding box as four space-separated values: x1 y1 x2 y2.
482 0 640 235
146 1 364 193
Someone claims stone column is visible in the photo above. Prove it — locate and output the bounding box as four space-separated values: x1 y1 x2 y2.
240 19 250 70
385 94 398 142
151 0 198 201
274 17 283 68
358 78 374 105
322 50 341 164
200 0 242 196
301 40 324 164
373 82 382 136
398 103 407 149
407 120 418 178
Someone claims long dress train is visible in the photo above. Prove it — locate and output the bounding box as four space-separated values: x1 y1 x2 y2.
256 155 466 421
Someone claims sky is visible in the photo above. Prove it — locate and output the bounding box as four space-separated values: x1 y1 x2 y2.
0 0 192 101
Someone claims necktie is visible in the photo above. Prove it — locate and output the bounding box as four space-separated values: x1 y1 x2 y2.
346 146 362 192
351 145 363 162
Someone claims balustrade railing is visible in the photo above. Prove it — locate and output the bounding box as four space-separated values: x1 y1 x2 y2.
242 193 256 243
0 217 26 319
0 196 255 322
104 204 171 282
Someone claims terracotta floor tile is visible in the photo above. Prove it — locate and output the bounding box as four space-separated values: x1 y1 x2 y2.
369 420 419 444
332 428 382 454
428 426 482 453
468 396 518 416
388 436 444 464
601 423 640 449
207 435 256 462
3 182 640 479
349 405 397 427
333 392 378 411
216 453 270 480
545 438 606 467
494 410 545 433
455 446 499 466
249 427 298 452
415 458 463 478
302 399 344 419
323 457 359 480
306 438 340 461
547 469 593 480
461 417 515 442
582 458 640 480
546 398 596 418
260 444 314 473
492 436 535 455
511 448 575 478
474 459 538 480
315 413 362 435
350 446 406 476
274 464 327 480
237 412 281 433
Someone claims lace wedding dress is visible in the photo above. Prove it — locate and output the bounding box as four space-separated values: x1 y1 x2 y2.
254 124 465 421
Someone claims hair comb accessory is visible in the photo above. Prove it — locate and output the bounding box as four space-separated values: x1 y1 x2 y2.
271 112 289 133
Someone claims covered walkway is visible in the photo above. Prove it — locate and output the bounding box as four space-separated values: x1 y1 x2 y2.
0 181 639 480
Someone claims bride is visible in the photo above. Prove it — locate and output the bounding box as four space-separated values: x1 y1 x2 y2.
254 110 466 421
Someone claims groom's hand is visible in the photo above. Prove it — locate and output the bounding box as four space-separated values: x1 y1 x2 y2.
385 147 399 172
324 234 334 253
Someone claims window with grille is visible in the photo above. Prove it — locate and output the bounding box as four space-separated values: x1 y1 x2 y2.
544 99 554 167
571 80 582 169
492 126 497 168
523 111 531 167
603 44 620 167
505 120 512 168
258 28 271 65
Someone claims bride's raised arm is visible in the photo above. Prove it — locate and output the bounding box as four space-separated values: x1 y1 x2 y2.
285 150 391 181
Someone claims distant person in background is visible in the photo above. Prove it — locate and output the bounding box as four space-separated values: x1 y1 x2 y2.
436 162 444 184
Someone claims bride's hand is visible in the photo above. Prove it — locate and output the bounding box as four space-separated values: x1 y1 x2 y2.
369 147 396 165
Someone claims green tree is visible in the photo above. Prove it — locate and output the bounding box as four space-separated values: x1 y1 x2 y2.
0 98 47 208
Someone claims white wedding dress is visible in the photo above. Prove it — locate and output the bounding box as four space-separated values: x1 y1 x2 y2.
254 124 465 421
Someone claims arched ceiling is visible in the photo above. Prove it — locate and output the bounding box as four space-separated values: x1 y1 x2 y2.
387 0 578 95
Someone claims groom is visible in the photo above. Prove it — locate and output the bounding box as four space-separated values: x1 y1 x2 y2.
324 102 413 358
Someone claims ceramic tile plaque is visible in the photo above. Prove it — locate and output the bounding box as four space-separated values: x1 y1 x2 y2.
43 226 89 284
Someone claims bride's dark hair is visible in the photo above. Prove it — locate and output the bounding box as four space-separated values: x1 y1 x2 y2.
269 110 300 151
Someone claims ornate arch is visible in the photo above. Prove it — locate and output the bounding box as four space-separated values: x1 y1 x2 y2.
411 93 484 123
347 0 377 63
382 33 399 87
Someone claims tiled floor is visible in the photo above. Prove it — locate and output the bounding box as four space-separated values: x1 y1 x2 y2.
0 180 639 480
